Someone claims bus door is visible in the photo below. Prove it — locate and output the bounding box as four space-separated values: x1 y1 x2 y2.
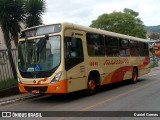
64 29 86 92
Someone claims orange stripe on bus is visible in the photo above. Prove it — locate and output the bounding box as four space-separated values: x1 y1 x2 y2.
139 57 150 69
102 57 150 85
102 66 132 85
37 78 48 84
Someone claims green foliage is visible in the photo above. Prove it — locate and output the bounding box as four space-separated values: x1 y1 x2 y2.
0 0 46 47
90 8 146 38
25 0 46 28
150 61 158 68
123 8 139 17
0 0 26 46
0 79 18 90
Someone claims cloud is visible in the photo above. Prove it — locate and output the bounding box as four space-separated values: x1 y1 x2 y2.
43 0 93 25
43 0 160 26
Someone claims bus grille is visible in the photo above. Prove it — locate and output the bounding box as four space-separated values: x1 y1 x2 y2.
24 86 48 93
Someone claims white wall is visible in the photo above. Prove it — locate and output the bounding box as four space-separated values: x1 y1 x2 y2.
0 27 7 49
0 23 25 50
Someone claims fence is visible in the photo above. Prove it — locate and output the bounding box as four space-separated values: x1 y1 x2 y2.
0 49 18 90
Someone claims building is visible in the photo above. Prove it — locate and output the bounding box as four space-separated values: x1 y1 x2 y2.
0 23 25 50
0 27 7 49
0 27 18 81
154 43 160 58
0 27 17 50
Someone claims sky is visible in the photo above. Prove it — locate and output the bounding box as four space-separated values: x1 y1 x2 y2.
43 0 160 27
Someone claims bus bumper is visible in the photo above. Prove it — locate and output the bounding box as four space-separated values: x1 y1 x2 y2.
18 80 67 94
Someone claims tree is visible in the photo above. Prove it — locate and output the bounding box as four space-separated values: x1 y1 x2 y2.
123 8 139 17
0 0 46 79
0 0 26 79
90 8 146 38
25 0 46 28
0 0 46 47
0 0 26 47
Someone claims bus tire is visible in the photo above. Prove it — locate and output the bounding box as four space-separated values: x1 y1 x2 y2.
87 75 97 95
130 69 138 84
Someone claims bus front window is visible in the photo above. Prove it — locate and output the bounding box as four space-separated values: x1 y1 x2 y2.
18 36 61 73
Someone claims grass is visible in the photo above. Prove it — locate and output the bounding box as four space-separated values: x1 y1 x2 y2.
151 63 158 68
150 59 159 68
0 78 18 90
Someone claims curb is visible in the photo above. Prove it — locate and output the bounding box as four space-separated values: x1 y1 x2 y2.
151 66 160 71
0 86 20 98
0 94 39 106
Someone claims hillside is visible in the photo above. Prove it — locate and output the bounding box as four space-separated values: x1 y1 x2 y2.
145 25 160 32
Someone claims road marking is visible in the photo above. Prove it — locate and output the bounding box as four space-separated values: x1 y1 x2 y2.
80 79 160 111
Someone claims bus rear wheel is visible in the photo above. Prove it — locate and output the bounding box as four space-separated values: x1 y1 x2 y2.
87 75 97 95
131 69 138 84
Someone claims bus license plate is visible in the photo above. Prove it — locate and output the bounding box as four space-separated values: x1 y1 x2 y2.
32 90 40 94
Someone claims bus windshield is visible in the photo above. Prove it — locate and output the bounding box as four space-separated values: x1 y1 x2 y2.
18 36 61 73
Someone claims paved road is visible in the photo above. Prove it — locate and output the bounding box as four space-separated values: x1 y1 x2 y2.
0 67 160 120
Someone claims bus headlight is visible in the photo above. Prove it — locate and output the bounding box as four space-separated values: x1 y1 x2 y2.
51 71 62 83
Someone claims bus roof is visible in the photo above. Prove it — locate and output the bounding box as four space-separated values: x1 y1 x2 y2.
22 22 148 43
69 23 148 43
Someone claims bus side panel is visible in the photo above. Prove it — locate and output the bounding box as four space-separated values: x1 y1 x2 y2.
67 62 87 93
101 57 126 85
138 56 150 76
123 71 132 80
121 57 138 80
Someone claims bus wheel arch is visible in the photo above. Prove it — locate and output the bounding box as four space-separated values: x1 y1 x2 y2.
87 70 100 95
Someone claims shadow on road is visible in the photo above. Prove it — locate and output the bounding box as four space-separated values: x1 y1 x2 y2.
30 78 147 104
99 78 146 93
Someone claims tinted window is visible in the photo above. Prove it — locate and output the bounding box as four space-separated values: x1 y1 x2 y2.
139 42 149 56
130 40 138 56
119 39 130 56
105 36 119 56
86 33 105 56
64 37 84 70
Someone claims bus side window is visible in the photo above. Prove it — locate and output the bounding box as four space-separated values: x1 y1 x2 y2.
105 36 119 56
119 39 130 56
64 37 84 70
139 42 149 56
86 33 105 56
65 37 83 58
130 40 138 56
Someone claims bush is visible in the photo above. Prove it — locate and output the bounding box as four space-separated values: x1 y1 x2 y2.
0 79 18 90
